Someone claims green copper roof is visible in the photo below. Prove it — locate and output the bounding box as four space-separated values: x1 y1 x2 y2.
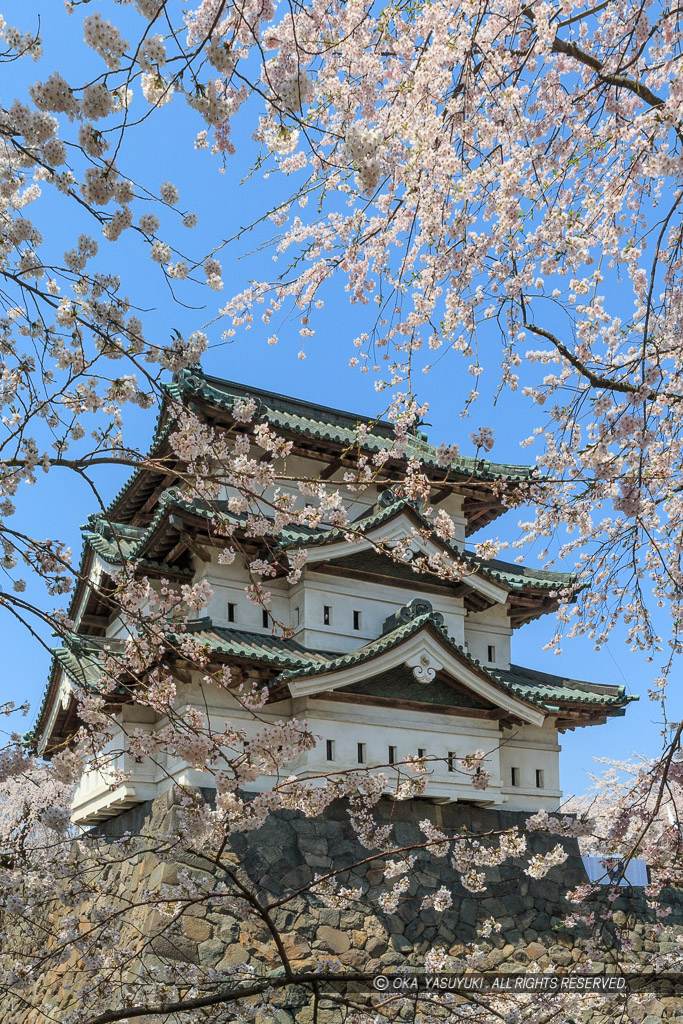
155 615 638 712
170 368 535 483
165 621 333 671
52 638 111 689
266 613 633 713
36 613 635 747
83 492 575 597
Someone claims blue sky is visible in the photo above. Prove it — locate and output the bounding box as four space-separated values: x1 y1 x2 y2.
1 0 676 799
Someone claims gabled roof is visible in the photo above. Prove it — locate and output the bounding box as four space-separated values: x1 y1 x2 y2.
103 613 635 716
81 492 574 608
172 368 534 483
282 495 576 594
270 613 633 721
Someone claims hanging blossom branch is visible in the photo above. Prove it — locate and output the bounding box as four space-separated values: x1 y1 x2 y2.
0 2 680 1022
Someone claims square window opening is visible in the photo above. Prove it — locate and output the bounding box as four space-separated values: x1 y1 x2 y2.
511 767 520 787
417 747 426 759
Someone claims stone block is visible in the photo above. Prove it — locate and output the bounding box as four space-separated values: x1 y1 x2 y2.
316 925 350 954
217 918 240 944
380 949 406 967
282 932 311 961
198 938 228 967
216 945 250 969
182 917 212 943
148 862 179 889
366 935 388 957
459 900 478 926
501 894 524 915
150 933 199 964
548 944 573 966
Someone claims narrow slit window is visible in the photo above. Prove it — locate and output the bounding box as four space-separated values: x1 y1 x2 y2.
323 605 331 625
262 609 269 628
294 607 300 625
536 769 545 789
487 645 496 663
353 610 362 631
357 742 366 764
388 745 397 765
447 752 456 773
511 767 520 787
227 602 236 623
326 739 335 761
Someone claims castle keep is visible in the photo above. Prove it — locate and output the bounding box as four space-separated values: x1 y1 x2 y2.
33 369 634 823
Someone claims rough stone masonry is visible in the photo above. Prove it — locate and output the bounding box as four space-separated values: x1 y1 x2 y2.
7 792 683 1023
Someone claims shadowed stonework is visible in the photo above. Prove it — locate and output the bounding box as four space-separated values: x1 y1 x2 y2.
9 791 680 1023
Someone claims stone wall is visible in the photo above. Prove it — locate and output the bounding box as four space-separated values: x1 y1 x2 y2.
7 792 683 1022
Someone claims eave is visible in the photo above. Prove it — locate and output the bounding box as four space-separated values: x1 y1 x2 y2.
279 497 578 624
33 614 636 756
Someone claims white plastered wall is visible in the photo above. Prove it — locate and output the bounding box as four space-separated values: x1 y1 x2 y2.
68 680 563 824
294 570 466 653
498 721 562 810
464 604 512 669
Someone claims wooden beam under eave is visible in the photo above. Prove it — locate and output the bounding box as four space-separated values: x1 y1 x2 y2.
172 666 194 686
180 532 212 562
557 714 607 732
430 485 452 505
132 563 192 582
466 502 503 523
320 458 344 480
316 561 464 597
79 613 109 628
138 472 179 516
318 690 502 720
165 538 188 564
288 444 351 467
464 593 495 613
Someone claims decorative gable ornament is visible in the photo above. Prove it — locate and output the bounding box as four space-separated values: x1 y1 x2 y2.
407 652 439 685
